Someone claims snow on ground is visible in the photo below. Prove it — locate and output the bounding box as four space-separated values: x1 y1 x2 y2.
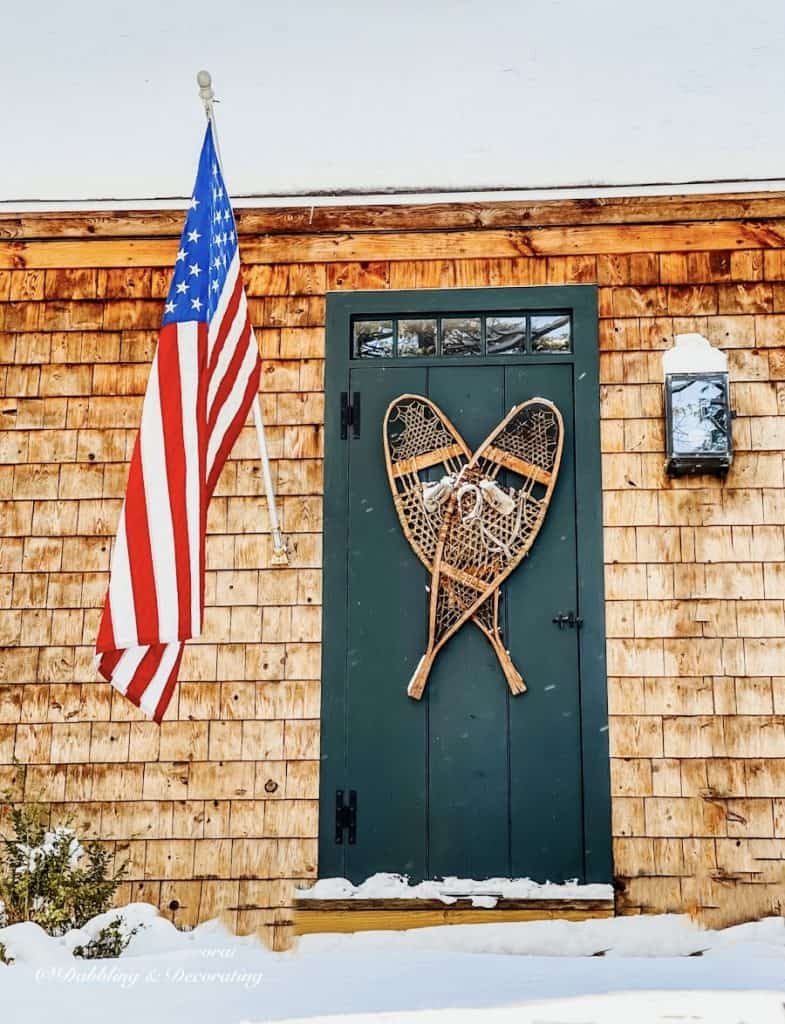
1 904 784 1023
295 872 613 905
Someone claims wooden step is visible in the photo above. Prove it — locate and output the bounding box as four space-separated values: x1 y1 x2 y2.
294 897 615 935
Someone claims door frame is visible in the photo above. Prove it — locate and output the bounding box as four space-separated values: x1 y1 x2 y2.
320 286 612 882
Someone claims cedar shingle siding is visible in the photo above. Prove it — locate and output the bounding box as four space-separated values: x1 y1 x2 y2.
2 194 785 944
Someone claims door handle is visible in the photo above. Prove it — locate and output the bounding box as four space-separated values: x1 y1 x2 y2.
552 611 583 629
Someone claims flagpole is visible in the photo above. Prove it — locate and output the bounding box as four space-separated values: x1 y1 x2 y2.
196 70 289 567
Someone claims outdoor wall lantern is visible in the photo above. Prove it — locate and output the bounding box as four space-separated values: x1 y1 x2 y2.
663 333 733 477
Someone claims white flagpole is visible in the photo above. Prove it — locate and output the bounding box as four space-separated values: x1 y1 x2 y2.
196 70 289 566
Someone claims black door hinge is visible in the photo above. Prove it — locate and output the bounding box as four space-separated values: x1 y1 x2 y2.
335 789 357 844
340 392 361 439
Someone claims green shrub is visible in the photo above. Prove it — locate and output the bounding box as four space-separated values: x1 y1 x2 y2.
73 916 139 960
0 796 125 937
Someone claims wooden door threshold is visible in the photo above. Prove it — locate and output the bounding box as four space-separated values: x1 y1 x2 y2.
294 897 615 935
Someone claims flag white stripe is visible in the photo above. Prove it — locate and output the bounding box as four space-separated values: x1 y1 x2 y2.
206 338 259 477
206 290 248 417
177 322 203 635
139 642 181 719
108 510 137 648
207 253 239 361
110 646 148 696
140 356 180 641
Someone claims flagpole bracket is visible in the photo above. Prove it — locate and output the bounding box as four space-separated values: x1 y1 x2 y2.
270 541 290 567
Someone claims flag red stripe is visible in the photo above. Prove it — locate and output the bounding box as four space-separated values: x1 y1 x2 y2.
96 593 115 652
207 357 261 497
207 272 243 377
157 324 192 640
123 438 160 645
97 648 122 679
125 645 166 705
206 318 252 437
152 647 185 724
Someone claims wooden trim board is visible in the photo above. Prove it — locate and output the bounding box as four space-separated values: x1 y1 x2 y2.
294 898 615 935
4 190 785 239
5 218 785 268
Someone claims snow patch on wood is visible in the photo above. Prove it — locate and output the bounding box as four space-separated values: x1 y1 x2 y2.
295 872 614 905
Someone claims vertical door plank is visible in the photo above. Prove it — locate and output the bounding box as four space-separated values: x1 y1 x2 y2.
345 365 429 882
505 363 585 881
426 366 510 879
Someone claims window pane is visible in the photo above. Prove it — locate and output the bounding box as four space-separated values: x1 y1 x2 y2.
486 316 527 354
399 319 437 357
353 320 393 358
670 378 729 455
531 314 571 352
441 317 482 356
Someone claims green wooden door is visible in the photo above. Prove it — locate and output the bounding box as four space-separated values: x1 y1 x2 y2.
320 287 610 884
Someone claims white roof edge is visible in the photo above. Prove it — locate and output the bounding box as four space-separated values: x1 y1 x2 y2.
3 178 785 215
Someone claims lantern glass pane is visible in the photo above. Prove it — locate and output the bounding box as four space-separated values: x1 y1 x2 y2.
669 377 729 455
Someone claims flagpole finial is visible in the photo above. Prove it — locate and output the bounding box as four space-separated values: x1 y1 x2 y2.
197 70 215 119
197 69 213 98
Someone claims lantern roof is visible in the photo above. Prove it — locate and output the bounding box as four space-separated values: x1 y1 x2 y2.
663 334 728 376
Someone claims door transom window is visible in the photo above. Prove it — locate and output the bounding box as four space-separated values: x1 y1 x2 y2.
352 312 572 359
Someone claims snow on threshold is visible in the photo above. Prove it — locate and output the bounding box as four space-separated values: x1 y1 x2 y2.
295 872 614 906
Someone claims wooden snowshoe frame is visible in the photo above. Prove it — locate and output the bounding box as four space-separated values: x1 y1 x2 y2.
383 394 564 699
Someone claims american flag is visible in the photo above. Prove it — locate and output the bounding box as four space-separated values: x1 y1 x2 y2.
95 122 261 722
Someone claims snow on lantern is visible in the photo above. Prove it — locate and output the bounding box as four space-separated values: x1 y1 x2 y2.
663 333 733 477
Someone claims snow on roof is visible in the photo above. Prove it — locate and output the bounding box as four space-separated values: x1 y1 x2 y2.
3 0 785 207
